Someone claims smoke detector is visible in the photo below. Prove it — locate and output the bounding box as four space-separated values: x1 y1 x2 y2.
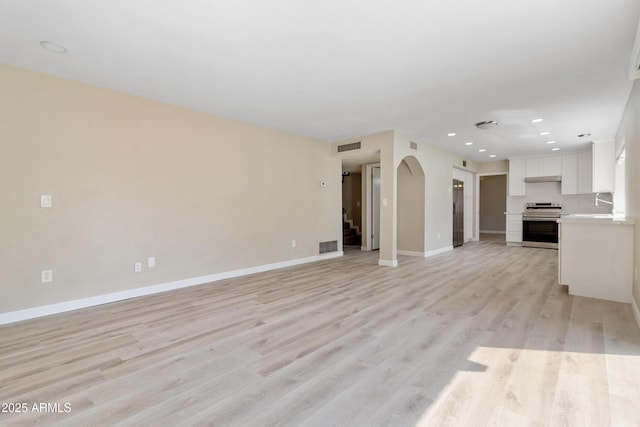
475 120 498 130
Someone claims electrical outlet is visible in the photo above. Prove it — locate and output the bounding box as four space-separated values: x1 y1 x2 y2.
148 257 156 268
437 232 441 239
134 262 142 273
41 269 53 283
291 240 296 248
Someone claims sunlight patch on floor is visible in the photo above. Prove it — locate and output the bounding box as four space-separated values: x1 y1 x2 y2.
414 346 640 427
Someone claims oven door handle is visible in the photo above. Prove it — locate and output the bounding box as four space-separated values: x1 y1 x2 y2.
522 216 559 221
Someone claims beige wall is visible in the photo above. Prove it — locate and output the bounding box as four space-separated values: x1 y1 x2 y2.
477 160 508 174
397 158 425 252
615 78 640 310
479 175 507 233
0 64 341 313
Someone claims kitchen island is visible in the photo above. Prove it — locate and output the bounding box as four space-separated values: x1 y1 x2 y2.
558 214 634 303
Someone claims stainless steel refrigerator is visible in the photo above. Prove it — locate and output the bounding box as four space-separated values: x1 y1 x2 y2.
452 179 464 247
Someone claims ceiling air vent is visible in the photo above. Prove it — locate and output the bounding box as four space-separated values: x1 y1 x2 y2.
410 141 418 150
319 240 338 254
337 142 361 152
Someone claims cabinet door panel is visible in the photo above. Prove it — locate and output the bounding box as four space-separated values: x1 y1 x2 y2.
525 158 543 177
509 159 526 196
543 156 562 176
561 153 577 195
577 151 593 194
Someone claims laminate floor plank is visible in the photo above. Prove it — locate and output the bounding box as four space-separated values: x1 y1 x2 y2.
1 236 639 426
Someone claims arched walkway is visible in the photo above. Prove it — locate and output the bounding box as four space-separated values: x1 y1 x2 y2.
397 155 426 255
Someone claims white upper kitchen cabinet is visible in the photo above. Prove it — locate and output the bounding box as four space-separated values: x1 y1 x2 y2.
525 156 561 178
561 153 578 194
577 150 593 194
508 158 526 196
525 157 543 178
561 150 593 194
592 140 615 192
543 156 562 176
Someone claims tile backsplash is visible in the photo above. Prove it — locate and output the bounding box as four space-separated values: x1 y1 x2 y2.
562 192 613 214
507 182 614 214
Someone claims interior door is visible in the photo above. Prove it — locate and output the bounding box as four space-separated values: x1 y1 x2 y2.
371 166 381 250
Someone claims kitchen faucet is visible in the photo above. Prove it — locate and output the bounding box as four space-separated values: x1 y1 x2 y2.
595 192 613 207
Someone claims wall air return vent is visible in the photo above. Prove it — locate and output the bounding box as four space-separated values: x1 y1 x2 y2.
319 240 338 254
410 141 418 150
337 142 361 152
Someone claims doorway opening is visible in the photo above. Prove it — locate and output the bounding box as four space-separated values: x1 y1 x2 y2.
340 151 381 254
341 168 363 248
478 174 507 242
367 164 381 251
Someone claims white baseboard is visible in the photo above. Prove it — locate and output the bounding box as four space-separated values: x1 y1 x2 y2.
425 246 454 257
378 259 398 267
633 297 640 331
0 251 343 326
397 246 454 258
480 230 506 234
397 250 426 257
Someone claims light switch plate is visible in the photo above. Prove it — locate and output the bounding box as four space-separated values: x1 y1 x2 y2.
148 257 156 268
41 195 52 208
134 262 142 273
41 269 53 283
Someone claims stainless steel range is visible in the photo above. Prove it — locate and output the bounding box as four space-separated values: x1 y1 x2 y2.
522 202 561 249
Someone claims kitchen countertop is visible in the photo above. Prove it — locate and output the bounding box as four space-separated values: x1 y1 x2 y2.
558 213 634 225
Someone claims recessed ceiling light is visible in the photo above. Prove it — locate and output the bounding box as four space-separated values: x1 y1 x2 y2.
552 148 560 151
40 41 68 54
447 133 456 137
465 142 473 146
540 131 550 136
489 154 497 158
531 118 544 123
478 149 487 152
577 133 591 138
475 120 498 130
546 141 556 144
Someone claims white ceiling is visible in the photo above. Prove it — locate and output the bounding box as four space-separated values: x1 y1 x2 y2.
2 1 640 162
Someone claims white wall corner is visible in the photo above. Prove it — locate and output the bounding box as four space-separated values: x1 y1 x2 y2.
0 251 343 326
632 297 640 331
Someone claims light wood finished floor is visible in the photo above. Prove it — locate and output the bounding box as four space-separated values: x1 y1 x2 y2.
2 235 640 426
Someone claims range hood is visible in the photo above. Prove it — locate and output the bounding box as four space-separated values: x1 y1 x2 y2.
524 175 562 183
